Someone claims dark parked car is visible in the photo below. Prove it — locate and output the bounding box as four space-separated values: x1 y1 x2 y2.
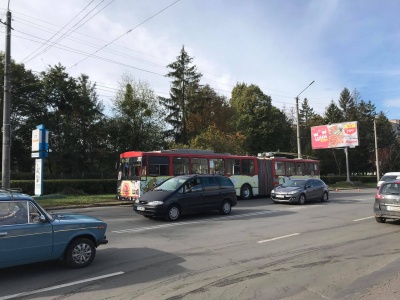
271 178 329 204
0 189 108 269
374 180 400 223
133 174 237 221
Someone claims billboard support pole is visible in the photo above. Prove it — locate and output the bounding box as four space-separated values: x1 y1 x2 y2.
344 147 351 182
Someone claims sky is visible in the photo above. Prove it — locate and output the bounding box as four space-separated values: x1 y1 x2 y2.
0 0 399 121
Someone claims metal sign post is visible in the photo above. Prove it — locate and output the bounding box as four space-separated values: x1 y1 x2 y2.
31 124 49 196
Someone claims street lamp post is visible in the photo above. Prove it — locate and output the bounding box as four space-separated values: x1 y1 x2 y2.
374 118 380 183
374 111 389 183
296 81 314 159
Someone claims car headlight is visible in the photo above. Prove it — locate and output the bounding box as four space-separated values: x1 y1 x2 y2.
271 189 275 194
135 199 140 203
148 201 164 206
287 191 299 195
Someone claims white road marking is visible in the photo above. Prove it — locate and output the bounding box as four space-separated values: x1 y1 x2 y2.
258 233 301 244
0 272 124 300
353 216 375 222
113 204 333 234
112 211 281 233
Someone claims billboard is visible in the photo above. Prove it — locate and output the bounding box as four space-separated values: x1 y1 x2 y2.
311 121 359 149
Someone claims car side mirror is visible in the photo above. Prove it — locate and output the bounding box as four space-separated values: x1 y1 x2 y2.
305 185 312 189
39 215 47 223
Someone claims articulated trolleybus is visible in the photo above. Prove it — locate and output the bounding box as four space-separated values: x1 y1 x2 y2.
116 149 320 200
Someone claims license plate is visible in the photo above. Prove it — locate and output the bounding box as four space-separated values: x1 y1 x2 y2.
137 206 145 211
276 194 284 198
387 206 400 212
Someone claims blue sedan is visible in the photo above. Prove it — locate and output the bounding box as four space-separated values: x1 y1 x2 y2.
0 190 108 269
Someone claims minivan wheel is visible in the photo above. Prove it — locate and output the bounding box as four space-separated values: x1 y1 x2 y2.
240 184 253 200
166 205 180 221
220 200 232 215
375 217 386 223
65 238 96 269
321 192 328 202
298 194 306 205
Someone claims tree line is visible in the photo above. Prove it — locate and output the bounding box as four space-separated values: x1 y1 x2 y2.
0 47 399 178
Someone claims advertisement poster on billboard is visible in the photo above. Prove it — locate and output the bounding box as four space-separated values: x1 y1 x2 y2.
311 121 359 149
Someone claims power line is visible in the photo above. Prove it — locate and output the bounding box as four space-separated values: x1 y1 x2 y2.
21 0 97 63
68 0 181 70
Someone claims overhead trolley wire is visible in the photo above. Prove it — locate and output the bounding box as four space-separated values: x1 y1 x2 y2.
21 0 97 63
68 0 181 70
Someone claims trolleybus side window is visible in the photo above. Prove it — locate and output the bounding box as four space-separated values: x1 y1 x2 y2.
296 162 305 175
304 162 313 175
173 157 190 175
191 158 208 174
210 158 224 175
286 162 295 176
148 156 170 176
226 158 240 175
242 159 255 176
313 163 319 175
275 161 285 176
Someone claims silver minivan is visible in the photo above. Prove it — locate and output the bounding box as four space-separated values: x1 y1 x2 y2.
377 172 400 189
374 180 400 223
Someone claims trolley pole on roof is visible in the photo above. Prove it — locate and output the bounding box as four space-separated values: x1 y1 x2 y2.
1 9 12 189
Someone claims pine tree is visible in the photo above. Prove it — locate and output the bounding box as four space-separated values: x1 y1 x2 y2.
299 97 316 126
160 46 202 144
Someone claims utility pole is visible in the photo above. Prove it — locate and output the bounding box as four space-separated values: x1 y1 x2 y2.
295 81 314 159
2 9 11 188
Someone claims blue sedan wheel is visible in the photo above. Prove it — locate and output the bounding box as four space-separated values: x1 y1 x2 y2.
65 238 96 268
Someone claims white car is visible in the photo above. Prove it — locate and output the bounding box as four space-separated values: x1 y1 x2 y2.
377 172 400 189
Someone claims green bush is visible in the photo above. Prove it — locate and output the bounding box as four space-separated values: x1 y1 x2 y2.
5 172 116 180
9 179 116 195
321 176 377 184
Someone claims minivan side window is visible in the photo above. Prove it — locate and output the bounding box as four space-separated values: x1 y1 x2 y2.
203 177 219 190
216 176 234 189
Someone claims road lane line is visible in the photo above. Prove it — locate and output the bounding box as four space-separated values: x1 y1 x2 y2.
353 216 375 222
112 211 282 233
257 233 301 244
113 204 330 234
0 272 124 300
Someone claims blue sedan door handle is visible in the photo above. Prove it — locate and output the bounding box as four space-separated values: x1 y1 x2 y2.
0 232 7 236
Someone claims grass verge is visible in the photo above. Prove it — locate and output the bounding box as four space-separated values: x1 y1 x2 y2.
34 181 378 209
35 194 131 209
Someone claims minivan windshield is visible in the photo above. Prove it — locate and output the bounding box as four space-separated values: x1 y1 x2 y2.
380 175 398 182
282 179 307 188
155 177 187 191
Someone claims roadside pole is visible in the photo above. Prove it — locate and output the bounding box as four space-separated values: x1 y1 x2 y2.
1 10 11 188
31 125 49 196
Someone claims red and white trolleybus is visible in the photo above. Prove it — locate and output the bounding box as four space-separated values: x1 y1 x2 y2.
116 149 320 200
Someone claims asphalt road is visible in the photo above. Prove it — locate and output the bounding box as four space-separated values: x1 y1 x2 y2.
2 188 400 300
